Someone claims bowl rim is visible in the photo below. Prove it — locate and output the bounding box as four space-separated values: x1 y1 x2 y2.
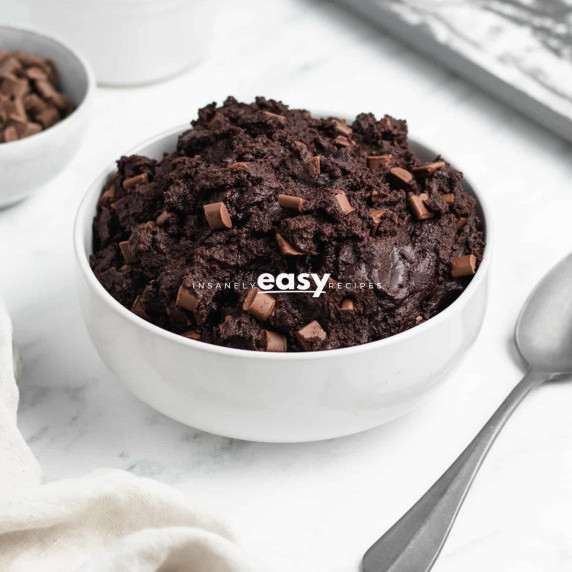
0 23 95 150
74 122 493 361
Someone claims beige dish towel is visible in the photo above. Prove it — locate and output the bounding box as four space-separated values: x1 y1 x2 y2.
0 300 260 572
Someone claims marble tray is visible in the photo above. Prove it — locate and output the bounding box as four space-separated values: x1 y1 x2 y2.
338 0 572 143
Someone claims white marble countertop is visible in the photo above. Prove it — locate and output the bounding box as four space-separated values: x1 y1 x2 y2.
2 1 572 570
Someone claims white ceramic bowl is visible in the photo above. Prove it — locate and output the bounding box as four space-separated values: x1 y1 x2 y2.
0 25 94 208
74 125 492 443
29 0 209 85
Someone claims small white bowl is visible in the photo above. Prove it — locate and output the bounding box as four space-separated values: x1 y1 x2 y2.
0 25 94 208
74 125 492 443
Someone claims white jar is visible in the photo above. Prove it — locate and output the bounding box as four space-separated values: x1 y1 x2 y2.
27 0 209 85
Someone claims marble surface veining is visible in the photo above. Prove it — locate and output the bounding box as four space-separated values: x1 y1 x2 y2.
1 0 572 570
370 0 572 119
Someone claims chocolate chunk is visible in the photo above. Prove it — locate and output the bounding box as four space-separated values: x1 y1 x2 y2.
131 295 150 320
296 320 327 351
25 66 48 81
119 240 134 264
0 56 21 77
367 155 391 170
408 193 433 220
441 193 455 205
4 98 26 122
340 298 355 311
331 118 352 136
34 79 58 100
278 194 304 212
176 285 200 312
308 155 321 176
23 93 46 115
262 330 287 352
369 209 385 236
99 184 116 205
334 191 354 215
181 330 200 340
388 167 413 185
456 217 467 231
333 135 351 147
204 202 232 230
228 162 251 171
451 254 476 278
123 173 148 190
413 161 446 175
1 125 18 142
49 92 72 112
275 233 304 256
294 140 311 157
14 120 41 138
262 110 286 123
205 111 223 127
243 287 276 321
36 106 60 128
0 75 28 98
156 210 173 226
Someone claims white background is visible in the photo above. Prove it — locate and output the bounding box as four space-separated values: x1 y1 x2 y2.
1 1 572 570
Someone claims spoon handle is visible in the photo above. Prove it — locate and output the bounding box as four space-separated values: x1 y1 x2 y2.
362 369 548 572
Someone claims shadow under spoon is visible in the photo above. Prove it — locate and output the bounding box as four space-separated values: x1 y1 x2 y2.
363 253 572 572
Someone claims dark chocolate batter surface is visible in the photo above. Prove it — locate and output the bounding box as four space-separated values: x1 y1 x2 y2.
90 97 485 352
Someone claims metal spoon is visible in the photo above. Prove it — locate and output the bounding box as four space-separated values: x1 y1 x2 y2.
363 253 572 572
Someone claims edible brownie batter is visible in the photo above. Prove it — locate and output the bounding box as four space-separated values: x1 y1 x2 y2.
90 97 485 352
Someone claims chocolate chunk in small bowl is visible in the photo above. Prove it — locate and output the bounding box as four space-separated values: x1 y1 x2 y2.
261 330 287 352
296 320 327 351
204 202 232 230
243 287 276 321
1 125 18 142
451 254 477 278
36 106 60 129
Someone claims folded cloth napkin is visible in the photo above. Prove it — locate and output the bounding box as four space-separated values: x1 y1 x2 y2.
0 300 259 572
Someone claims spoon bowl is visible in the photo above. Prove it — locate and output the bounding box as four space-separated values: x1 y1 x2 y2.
516 253 572 373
